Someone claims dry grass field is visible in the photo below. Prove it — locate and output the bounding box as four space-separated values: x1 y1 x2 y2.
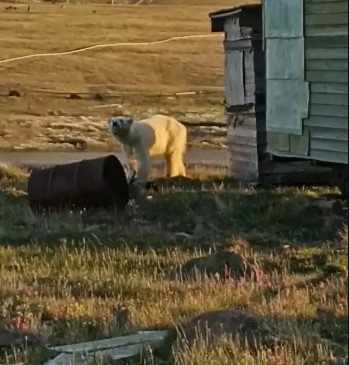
0 0 255 152
0 163 348 364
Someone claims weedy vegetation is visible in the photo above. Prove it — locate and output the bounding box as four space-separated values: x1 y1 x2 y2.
0 163 348 365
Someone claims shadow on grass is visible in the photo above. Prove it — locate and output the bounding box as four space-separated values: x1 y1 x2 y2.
1 177 347 250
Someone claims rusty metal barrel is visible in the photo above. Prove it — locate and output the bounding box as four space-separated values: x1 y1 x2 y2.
28 155 129 213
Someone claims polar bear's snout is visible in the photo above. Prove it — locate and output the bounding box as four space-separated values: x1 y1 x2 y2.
108 116 134 137
107 117 119 136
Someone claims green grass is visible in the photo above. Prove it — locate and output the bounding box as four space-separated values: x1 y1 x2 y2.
0 164 348 364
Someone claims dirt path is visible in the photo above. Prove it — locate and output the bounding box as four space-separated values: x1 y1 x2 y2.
0 149 229 168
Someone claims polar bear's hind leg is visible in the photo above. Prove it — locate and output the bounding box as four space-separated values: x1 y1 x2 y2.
179 139 187 177
164 120 187 178
165 154 173 178
166 149 186 177
166 153 179 177
178 160 186 177
176 127 187 177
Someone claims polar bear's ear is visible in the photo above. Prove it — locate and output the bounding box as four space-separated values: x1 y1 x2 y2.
127 117 134 126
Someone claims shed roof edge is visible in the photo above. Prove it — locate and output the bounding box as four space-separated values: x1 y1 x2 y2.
209 3 261 33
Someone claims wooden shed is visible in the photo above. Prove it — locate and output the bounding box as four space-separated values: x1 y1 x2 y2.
210 0 348 194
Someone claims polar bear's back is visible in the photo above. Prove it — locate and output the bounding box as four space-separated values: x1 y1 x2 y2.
132 114 187 156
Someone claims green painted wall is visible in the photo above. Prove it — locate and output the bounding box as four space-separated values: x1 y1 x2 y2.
303 0 348 164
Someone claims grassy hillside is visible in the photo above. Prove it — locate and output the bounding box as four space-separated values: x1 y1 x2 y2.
0 2 260 151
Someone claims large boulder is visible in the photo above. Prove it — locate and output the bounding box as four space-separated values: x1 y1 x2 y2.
0 328 41 348
168 250 263 283
176 309 277 350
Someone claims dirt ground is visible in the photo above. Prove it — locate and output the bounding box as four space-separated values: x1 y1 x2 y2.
0 1 256 151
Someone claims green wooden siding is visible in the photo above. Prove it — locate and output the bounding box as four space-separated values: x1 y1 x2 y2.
304 0 348 164
264 0 308 137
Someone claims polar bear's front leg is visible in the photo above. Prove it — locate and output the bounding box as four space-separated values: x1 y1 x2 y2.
123 145 137 173
135 146 151 181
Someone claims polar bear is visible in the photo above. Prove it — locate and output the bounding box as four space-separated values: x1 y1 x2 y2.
108 114 187 181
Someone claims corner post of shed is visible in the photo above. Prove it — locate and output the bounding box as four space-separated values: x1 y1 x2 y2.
209 5 266 184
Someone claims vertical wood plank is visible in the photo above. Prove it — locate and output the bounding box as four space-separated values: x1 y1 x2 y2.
224 16 241 40
225 50 245 105
244 49 255 103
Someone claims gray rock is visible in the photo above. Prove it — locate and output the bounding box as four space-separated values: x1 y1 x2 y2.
168 250 262 283
176 309 277 350
0 328 41 348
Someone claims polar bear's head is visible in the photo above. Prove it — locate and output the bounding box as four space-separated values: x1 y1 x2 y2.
108 116 134 138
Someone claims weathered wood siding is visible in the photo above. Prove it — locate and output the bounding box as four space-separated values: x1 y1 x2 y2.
304 0 348 164
223 7 266 182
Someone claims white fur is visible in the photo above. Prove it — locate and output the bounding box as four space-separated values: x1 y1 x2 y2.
108 114 187 180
